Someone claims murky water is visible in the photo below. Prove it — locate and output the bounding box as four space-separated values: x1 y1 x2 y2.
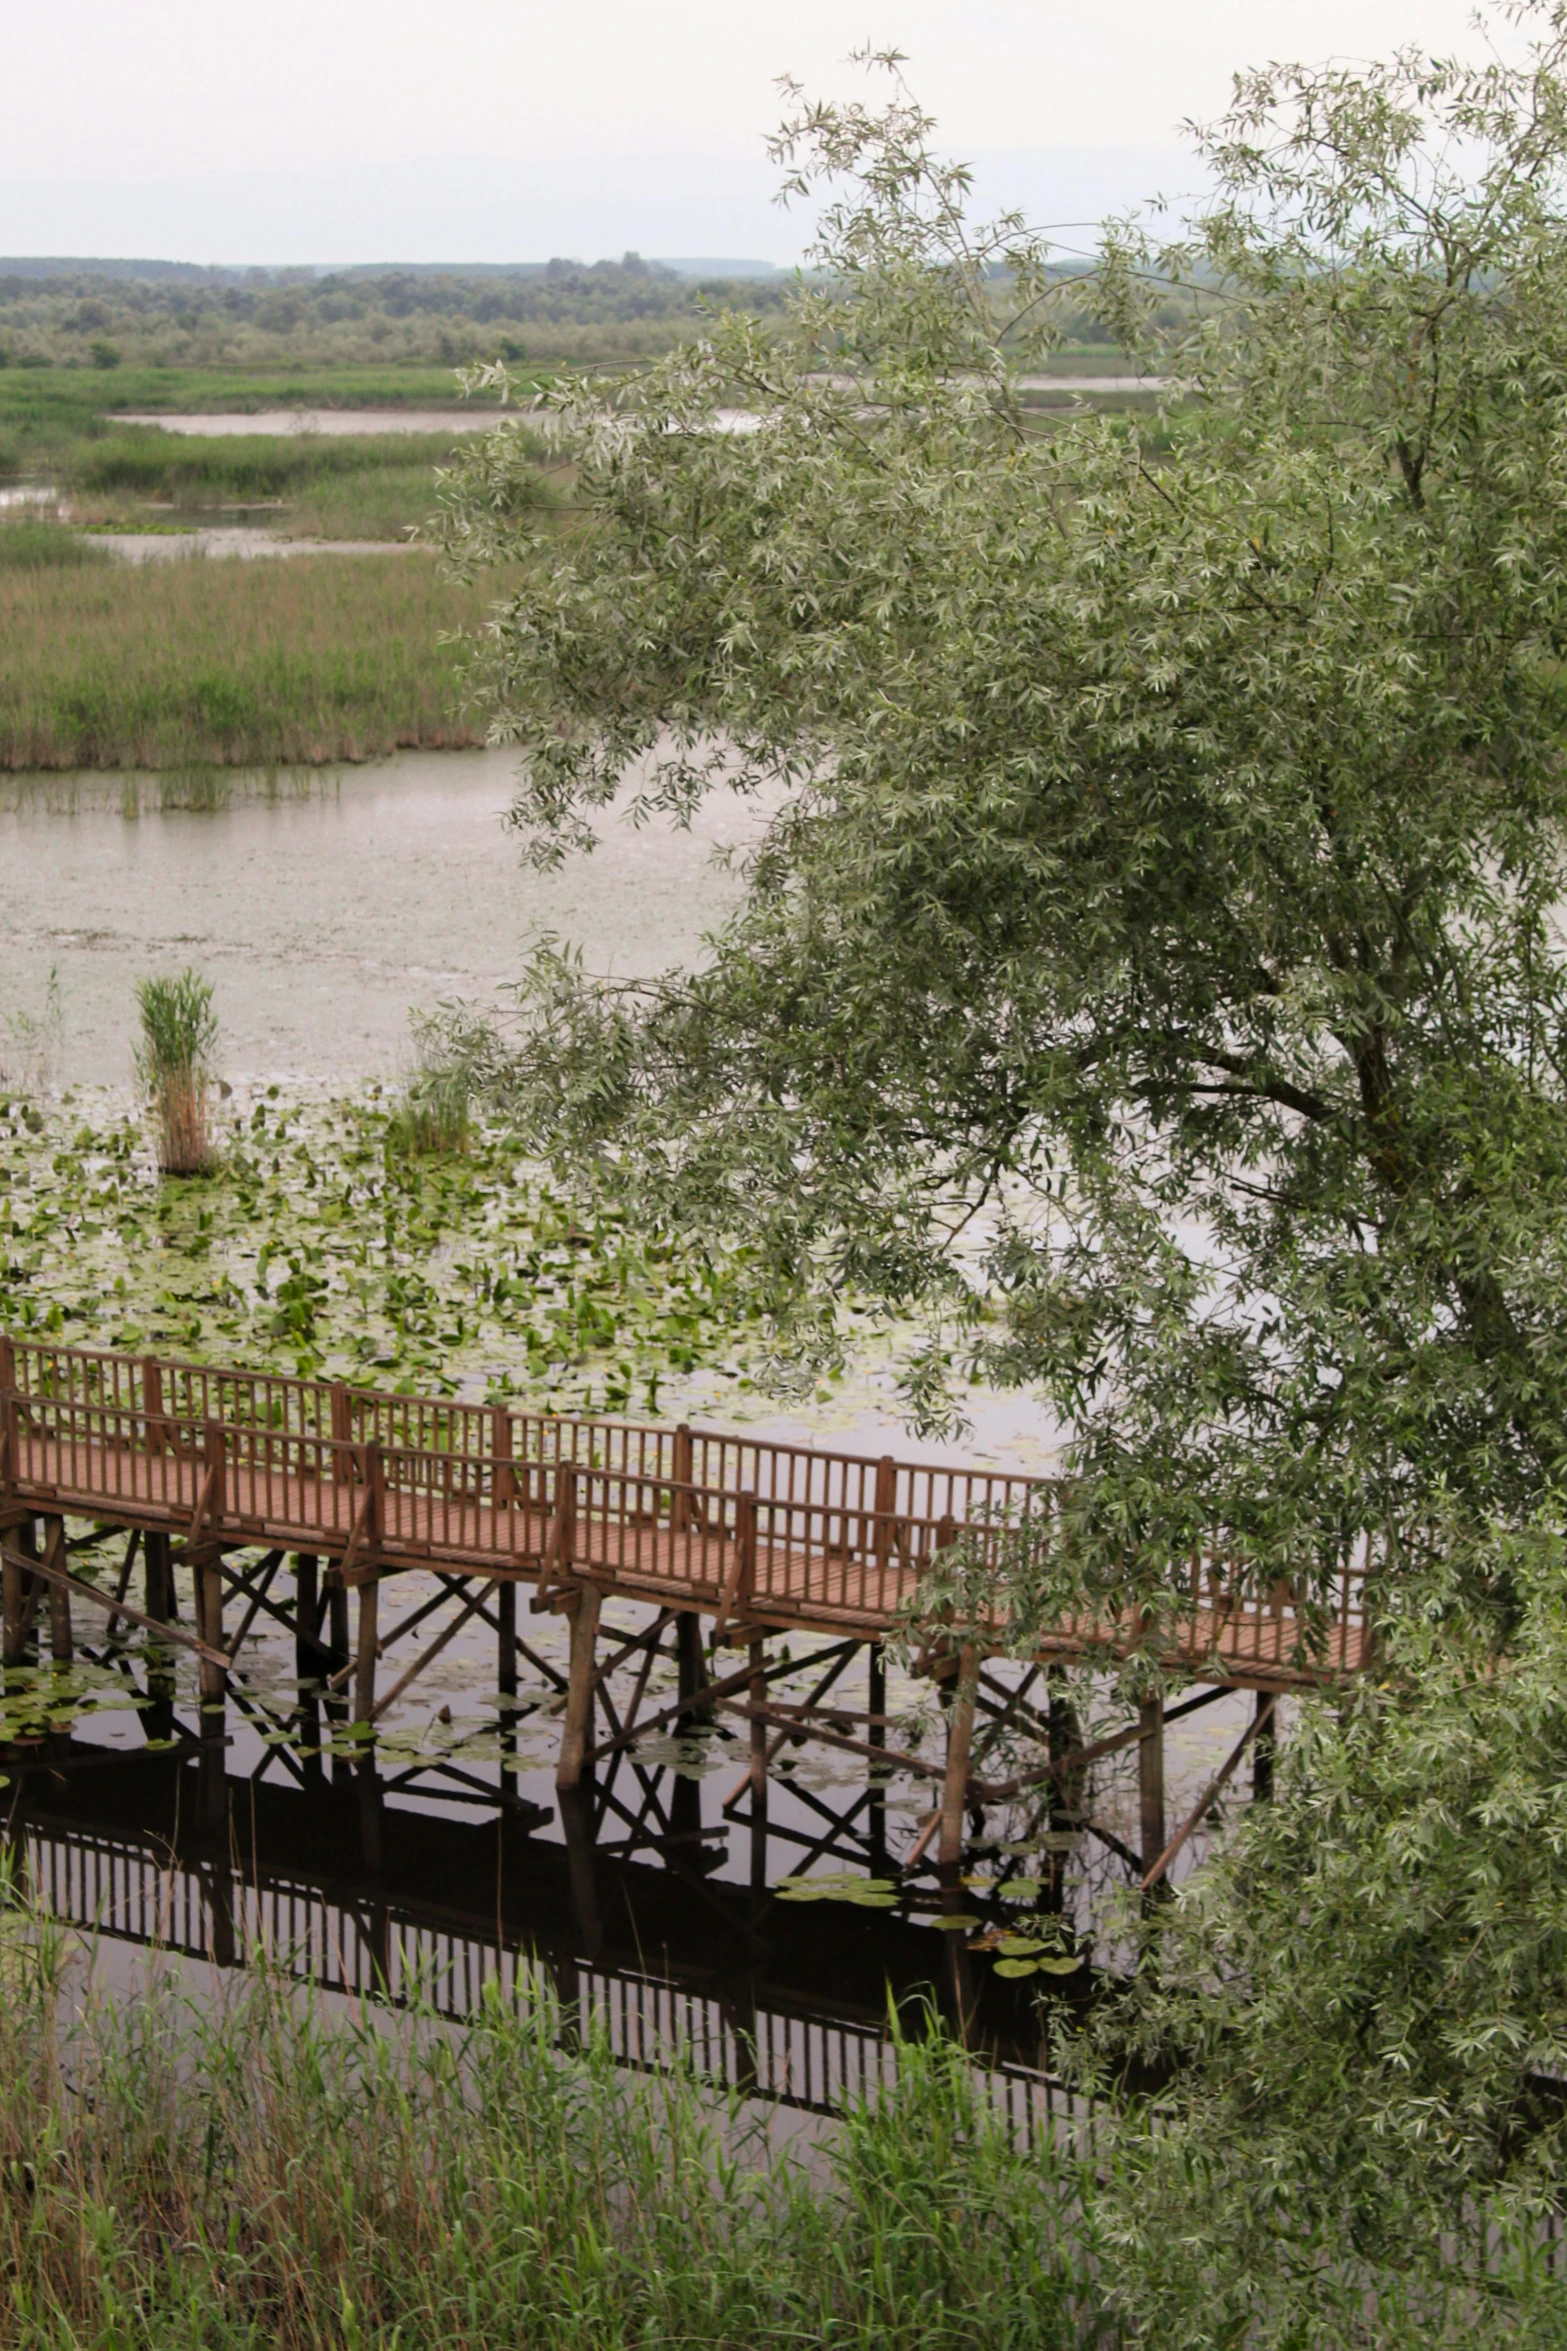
2 1540 1257 2120
0 748 756 1091
89 530 420 563
114 410 505 437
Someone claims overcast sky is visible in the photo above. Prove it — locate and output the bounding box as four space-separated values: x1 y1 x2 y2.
2 0 1491 265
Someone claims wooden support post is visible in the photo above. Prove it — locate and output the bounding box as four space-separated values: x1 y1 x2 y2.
1139 1694 1166 1881
498 1576 519 1793
748 1635 767 1890
676 1608 709 1721
556 1582 602 1790
144 1531 172 1625
497 1579 518 1700
938 1644 979 1871
492 1408 516 1506
2 1521 29 1667
1253 1686 1277 1801
43 1517 70 1664
196 1558 225 1710
671 1423 694 1531
354 1576 380 1726
293 1554 320 1679
867 1639 888 1865
327 1570 350 1666
873 1453 897 1587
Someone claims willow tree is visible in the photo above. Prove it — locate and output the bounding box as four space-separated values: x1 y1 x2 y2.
438 13 1567 1634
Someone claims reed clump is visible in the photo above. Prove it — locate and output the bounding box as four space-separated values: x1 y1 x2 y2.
0 1913 1097 2351
135 967 218 1175
387 1049 474 1158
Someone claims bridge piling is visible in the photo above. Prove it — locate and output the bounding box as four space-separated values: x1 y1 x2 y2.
748 1636 767 1888
556 1583 602 1790
43 1518 70 1664
144 1531 172 1625
293 1554 319 1680
354 1578 380 1725
1138 1695 1166 1894
938 1645 979 1871
867 1642 888 1866
1252 1686 1277 1800
195 1559 225 1708
2 1517 31 1667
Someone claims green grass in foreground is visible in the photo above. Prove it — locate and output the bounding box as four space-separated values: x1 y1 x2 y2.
0 552 501 767
0 1916 1093 2351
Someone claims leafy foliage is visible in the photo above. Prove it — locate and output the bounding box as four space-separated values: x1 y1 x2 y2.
437 18 1567 1632
1079 1555 1567 2343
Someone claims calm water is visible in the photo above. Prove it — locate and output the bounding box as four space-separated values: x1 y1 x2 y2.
114 409 504 436
0 743 1247 2104
6 1550 1255 2119
0 748 756 1090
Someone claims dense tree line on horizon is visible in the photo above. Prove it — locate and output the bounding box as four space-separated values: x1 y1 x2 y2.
0 257 796 370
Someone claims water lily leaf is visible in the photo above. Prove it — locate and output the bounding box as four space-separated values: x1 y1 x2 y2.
1034 1955 1084 1975
992 1957 1042 1979
931 1913 983 1931
997 1935 1048 1957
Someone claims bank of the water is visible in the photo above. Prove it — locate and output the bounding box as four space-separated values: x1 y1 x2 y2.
0 1926 1094 2350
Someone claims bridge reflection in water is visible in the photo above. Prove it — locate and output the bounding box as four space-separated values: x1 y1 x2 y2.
10 1744 1074 2146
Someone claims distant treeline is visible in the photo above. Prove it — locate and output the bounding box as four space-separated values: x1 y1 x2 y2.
0 258 796 370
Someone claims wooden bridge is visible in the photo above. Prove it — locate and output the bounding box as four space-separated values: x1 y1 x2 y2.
0 1335 1373 1880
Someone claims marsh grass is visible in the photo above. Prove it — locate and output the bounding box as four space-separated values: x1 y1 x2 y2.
0 516 109 569
0 553 504 768
135 969 219 1175
0 1907 1096 2350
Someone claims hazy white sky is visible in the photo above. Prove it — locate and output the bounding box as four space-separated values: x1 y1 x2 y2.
1 0 1494 263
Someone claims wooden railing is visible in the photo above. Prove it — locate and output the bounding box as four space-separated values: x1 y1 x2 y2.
0 1333 1373 1675
0 1332 1045 1530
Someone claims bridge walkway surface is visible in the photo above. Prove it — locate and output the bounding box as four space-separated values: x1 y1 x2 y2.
0 1335 1373 1882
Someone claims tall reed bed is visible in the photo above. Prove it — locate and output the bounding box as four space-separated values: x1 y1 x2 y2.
0 553 501 768
0 517 110 570
0 1917 1097 2350
72 428 498 503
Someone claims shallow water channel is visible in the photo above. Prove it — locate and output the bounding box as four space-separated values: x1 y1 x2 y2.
0 745 1254 2113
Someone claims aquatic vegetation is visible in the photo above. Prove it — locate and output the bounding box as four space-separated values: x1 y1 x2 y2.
387 1046 473 1159
0 1082 780 1408
134 967 218 1175
0 516 109 569
0 552 502 769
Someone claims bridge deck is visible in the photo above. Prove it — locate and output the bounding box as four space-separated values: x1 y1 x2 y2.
0 1336 1371 1687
